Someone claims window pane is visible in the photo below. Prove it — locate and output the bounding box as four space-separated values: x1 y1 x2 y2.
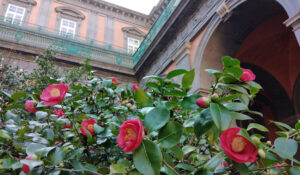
62 20 68 26
16 8 24 14
69 22 75 28
9 6 16 12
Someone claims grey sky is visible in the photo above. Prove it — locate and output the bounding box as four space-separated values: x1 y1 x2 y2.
103 0 160 15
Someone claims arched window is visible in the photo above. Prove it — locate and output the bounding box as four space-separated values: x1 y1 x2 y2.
55 6 85 39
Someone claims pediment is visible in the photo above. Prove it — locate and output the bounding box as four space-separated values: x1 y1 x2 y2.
122 27 146 37
55 6 85 20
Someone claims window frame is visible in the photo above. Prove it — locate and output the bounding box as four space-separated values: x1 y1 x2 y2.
4 4 26 25
59 18 77 39
127 37 140 54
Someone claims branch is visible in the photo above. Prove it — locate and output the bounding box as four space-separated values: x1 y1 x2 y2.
249 165 292 172
163 159 180 175
46 167 102 175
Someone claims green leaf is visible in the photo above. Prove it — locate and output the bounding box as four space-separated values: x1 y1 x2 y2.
11 92 27 101
134 88 152 107
194 109 214 138
145 107 170 131
166 69 188 79
217 94 241 103
143 75 164 85
289 166 300 175
204 152 225 171
247 123 268 132
182 145 196 155
94 124 104 134
176 163 195 171
274 137 298 158
110 164 127 174
218 83 248 94
224 102 248 111
0 90 12 99
233 162 249 175
26 143 46 155
146 82 159 89
2 158 17 169
230 112 252 120
270 121 292 131
210 103 232 131
164 89 186 96
170 145 184 160
205 69 222 76
35 147 55 158
48 148 64 165
0 129 11 140
181 94 202 110
222 56 240 68
133 140 162 175
35 111 48 119
247 81 262 89
20 160 43 168
158 122 183 148
182 69 195 90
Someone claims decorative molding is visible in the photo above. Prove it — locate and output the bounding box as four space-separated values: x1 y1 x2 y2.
122 27 146 37
55 6 85 20
172 41 191 64
216 1 232 21
284 12 300 31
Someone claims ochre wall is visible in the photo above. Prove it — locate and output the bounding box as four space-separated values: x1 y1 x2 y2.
96 15 106 45
28 0 41 25
47 2 88 40
235 14 300 99
162 61 176 74
113 20 148 49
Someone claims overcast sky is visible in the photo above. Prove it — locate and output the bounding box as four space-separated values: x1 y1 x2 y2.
104 0 160 15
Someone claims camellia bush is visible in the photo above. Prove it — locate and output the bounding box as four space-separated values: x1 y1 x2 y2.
0 56 299 175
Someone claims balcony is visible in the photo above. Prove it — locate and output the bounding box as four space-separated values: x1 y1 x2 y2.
0 0 181 70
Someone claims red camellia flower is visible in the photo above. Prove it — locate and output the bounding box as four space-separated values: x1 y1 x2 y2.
112 78 118 84
63 123 71 129
240 68 256 82
196 97 210 108
25 100 37 113
22 155 36 174
132 83 139 91
40 83 69 106
80 119 96 136
117 118 145 152
220 127 258 163
53 109 65 117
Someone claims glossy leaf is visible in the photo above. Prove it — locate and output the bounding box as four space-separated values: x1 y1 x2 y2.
158 122 183 148
181 94 202 110
194 109 214 138
247 123 268 132
145 107 170 131
182 69 195 90
224 102 248 111
166 69 188 79
134 88 152 107
133 140 162 175
274 137 298 158
210 103 232 131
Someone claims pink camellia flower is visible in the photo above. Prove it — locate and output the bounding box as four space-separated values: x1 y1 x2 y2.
274 163 282 169
40 83 69 106
220 127 258 163
112 78 118 84
132 83 139 91
80 119 96 136
1 122 4 127
117 118 145 152
22 155 37 174
63 123 71 129
25 100 37 113
196 97 210 108
240 68 256 82
54 141 62 147
221 161 228 167
53 109 65 117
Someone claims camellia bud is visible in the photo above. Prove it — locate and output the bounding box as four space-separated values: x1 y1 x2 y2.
196 97 210 108
251 136 261 145
211 93 219 102
266 141 272 146
165 79 172 84
258 149 266 159
59 163 65 167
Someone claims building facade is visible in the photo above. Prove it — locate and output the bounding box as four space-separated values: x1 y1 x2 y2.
0 0 169 83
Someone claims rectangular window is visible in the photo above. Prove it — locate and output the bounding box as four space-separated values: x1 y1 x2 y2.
128 37 140 54
59 18 76 38
4 4 25 25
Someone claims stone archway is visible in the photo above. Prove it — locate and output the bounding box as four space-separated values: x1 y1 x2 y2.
192 0 300 93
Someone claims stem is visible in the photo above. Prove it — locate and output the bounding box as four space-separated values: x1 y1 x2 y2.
163 159 180 175
46 167 101 175
249 165 292 172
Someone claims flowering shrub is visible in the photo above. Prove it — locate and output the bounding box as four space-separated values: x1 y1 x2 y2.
0 56 299 174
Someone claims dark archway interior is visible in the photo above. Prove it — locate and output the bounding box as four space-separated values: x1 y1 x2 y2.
293 74 300 114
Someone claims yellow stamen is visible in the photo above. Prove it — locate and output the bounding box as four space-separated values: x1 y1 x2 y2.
50 88 60 97
125 128 136 141
87 124 94 131
231 137 246 153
